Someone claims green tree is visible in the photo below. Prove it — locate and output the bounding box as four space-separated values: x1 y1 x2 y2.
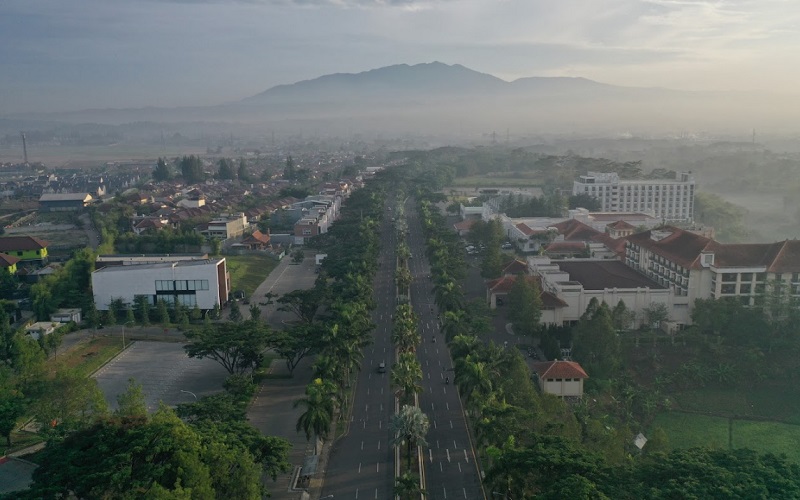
291 249 305 264
294 378 336 454
249 303 261 321
217 158 236 180
116 378 147 417
153 157 171 182
33 368 109 435
391 352 423 402
394 471 425 500
390 405 430 468
134 295 151 326
184 321 273 376
572 302 621 378
0 367 26 447
157 299 171 324
507 276 542 337
228 300 242 323
125 305 136 326
180 155 205 184
274 323 323 375
237 158 251 183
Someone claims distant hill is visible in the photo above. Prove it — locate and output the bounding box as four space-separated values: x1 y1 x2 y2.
3 62 797 136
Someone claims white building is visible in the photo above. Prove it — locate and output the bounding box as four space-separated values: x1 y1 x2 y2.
200 213 248 240
573 171 696 222
91 258 230 311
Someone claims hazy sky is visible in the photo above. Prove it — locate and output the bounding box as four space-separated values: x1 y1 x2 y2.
2 0 799 113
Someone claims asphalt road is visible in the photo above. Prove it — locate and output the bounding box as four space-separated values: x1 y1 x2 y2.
320 208 398 498
405 202 486 500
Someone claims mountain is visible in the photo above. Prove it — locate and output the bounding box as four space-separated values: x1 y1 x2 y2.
2 62 796 137
243 62 509 104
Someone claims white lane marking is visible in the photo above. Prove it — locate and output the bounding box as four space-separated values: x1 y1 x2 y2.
446 402 450 411
454 440 458 449
358 462 362 473
433 420 437 429
379 420 382 429
376 462 380 472
443 386 447 394
378 441 381 450
450 420 453 429
429 449 433 463
356 488 359 499
361 441 364 450
463 488 468 498
440 462 443 472
436 440 440 449
464 450 469 462
443 486 448 499
458 462 462 472
446 449 451 462
375 489 378 499
431 403 435 411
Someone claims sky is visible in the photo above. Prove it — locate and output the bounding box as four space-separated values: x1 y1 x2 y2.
2 0 799 113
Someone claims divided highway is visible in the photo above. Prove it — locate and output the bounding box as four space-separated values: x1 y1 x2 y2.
321 200 484 499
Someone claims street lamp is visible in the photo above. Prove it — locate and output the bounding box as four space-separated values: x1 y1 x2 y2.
180 390 198 400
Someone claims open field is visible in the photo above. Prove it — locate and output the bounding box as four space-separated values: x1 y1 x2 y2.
226 254 280 297
654 412 800 464
54 335 126 378
0 144 204 166
451 174 543 188
653 412 730 450
674 386 800 425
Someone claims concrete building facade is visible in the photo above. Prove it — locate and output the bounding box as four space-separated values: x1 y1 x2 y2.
91 258 229 311
573 171 695 222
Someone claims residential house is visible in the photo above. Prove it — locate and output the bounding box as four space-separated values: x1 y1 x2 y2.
0 253 20 274
50 308 82 324
236 230 272 251
38 193 93 212
198 213 248 240
25 321 64 340
0 236 49 263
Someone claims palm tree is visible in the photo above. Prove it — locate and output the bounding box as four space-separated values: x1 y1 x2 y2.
391 314 420 353
391 352 423 402
454 355 494 412
294 379 336 454
394 471 426 500
441 310 467 342
395 267 413 297
390 405 430 468
432 279 464 313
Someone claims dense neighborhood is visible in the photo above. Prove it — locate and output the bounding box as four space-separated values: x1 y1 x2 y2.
1 149 800 498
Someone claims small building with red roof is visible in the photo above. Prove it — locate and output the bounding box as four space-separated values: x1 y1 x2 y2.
531 360 588 398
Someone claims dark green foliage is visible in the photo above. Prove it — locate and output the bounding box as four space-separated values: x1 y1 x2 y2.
153 157 171 181
180 155 205 184
217 158 236 180
183 320 274 375
507 276 543 337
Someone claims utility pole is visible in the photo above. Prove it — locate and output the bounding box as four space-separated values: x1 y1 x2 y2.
20 132 28 164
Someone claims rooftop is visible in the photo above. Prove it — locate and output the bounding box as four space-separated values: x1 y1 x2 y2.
531 360 589 379
554 260 664 290
93 257 224 273
0 235 50 252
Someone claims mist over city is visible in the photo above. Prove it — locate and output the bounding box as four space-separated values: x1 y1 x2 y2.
3 1 800 499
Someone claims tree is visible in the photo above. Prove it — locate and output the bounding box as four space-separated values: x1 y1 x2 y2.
507 276 543 337
33 368 109 435
277 289 320 324
217 158 236 180
184 321 273 375
274 323 323 375
0 367 26 447
125 305 136 326
157 299 171 324
391 352 423 401
291 249 305 264
249 303 261 321
611 300 635 331
237 158 251 183
180 155 205 184
390 405 430 468
228 300 242 322
116 378 147 417
294 378 336 454
134 295 151 326
153 157 171 182
394 471 425 500
572 302 621 378
642 302 669 330
22 407 268 500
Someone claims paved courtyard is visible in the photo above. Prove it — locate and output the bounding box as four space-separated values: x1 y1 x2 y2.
93 341 230 411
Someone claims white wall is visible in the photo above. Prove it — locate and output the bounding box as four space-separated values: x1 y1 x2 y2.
92 260 225 310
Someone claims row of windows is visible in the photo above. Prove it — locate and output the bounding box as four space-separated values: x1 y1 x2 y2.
157 294 198 307
155 279 210 291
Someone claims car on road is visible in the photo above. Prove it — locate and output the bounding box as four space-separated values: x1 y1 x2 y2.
377 362 386 373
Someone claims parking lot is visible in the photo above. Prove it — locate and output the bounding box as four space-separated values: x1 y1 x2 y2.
93 341 230 411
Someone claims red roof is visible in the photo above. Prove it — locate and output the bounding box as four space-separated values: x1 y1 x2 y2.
515 223 536 236
453 219 477 231
0 253 20 267
0 236 49 252
532 360 589 379
241 230 271 245
486 275 567 308
626 227 717 270
551 219 601 241
501 259 527 275
606 220 636 230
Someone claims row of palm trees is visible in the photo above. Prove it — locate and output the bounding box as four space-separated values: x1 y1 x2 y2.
293 182 386 455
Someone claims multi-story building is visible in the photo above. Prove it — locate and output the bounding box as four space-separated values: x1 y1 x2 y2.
198 213 248 240
573 171 696 222
91 258 230 311
625 227 800 325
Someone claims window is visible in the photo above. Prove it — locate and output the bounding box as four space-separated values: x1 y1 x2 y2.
721 284 736 294
741 273 753 281
722 273 737 282
740 284 751 294
302 229 312 235
756 273 766 281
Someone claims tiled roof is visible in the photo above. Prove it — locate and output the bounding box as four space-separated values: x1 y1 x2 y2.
591 233 628 257
501 259 527 275
0 253 20 267
515 223 535 236
552 219 601 241
241 230 271 245
453 219 477 231
0 236 49 252
532 360 589 379
607 220 636 230
486 275 567 308
712 240 800 272
626 227 717 269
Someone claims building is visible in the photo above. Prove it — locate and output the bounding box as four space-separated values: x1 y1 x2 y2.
294 217 321 244
198 213 248 240
485 275 568 323
91 258 230 311
625 227 800 323
95 254 209 269
530 256 671 327
0 236 49 263
25 321 64 340
0 253 20 274
531 360 588 398
573 171 695 222
50 308 82 324
38 192 93 212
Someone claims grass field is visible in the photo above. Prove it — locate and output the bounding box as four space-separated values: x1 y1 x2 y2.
654 412 800 464
653 412 730 450
54 336 127 378
675 386 800 425
225 254 279 298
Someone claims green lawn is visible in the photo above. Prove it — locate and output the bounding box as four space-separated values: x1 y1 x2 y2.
653 412 800 464
674 386 800 424
732 420 800 464
452 175 542 187
653 412 730 450
55 336 127 378
225 254 279 298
